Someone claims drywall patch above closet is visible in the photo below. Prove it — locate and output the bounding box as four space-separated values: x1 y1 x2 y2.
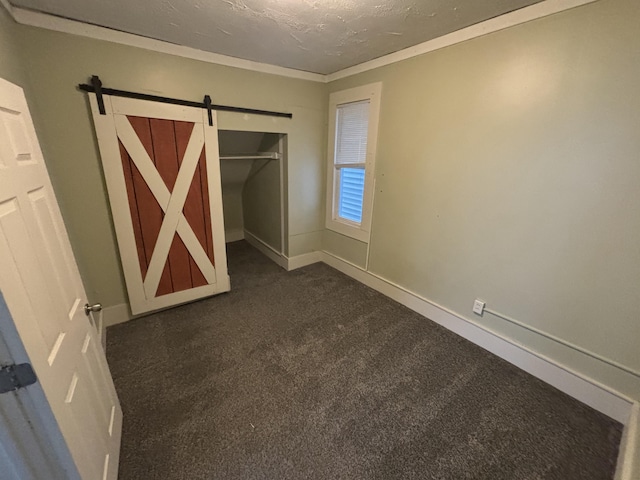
9 0 544 74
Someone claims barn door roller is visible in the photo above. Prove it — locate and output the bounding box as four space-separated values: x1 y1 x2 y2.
78 75 293 125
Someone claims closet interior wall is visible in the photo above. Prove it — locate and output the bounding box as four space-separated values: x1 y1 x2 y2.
218 130 286 256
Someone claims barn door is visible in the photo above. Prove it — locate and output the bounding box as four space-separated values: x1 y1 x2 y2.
90 96 229 315
0 78 122 479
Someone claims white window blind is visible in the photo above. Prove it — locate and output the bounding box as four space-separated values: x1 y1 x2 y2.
335 100 370 166
338 168 365 223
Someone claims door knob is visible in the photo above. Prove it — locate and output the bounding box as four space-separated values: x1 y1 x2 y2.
84 303 102 315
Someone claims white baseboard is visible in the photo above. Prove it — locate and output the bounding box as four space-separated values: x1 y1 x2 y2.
616 402 639 480
102 303 131 327
243 230 287 269
320 250 633 425
286 251 323 271
321 249 639 479
225 229 245 243
243 229 324 271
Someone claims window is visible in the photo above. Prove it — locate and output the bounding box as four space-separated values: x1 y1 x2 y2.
326 83 381 242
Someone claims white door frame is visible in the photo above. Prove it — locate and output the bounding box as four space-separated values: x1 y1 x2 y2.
0 293 80 480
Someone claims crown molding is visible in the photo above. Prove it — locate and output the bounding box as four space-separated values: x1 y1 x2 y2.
0 0 14 17
326 0 599 82
10 7 327 83
6 0 598 84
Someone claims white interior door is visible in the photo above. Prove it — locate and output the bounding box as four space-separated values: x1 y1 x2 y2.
0 78 122 479
89 96 230 315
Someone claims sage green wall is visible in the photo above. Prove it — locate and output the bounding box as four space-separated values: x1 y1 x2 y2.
323 230 367 268
16 24 327 309
0 7 26 87
327 0 640 400
243 134 283 252
219 160 251 238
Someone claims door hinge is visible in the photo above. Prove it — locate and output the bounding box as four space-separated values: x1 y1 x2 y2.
0 363 38 394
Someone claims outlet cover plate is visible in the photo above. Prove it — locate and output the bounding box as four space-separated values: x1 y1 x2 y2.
473 299 485 315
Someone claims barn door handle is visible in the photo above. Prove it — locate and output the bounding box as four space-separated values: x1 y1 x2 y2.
84 303 102 315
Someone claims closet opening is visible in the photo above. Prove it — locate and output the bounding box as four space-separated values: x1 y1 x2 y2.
218 130 288 267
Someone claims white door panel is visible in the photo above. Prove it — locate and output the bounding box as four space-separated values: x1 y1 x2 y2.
0 78 122 480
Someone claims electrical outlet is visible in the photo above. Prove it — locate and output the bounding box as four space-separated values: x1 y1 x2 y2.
472 299 485 316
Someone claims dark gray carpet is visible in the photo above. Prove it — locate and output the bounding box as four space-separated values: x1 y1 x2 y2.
107 240 622 480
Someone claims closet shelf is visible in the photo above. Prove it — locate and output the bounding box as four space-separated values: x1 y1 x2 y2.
219 152 280 160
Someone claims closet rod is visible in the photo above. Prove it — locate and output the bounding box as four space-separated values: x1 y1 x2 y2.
78 76 293 122
219 153 280 160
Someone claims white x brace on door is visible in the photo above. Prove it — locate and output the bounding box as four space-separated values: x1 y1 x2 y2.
90 96 229 315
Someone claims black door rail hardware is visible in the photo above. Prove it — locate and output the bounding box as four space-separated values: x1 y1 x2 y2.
78 75 293 126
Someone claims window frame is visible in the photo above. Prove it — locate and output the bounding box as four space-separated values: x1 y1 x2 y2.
325 82 382 242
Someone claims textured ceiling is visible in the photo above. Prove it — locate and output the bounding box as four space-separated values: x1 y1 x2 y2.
10 0 544 74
